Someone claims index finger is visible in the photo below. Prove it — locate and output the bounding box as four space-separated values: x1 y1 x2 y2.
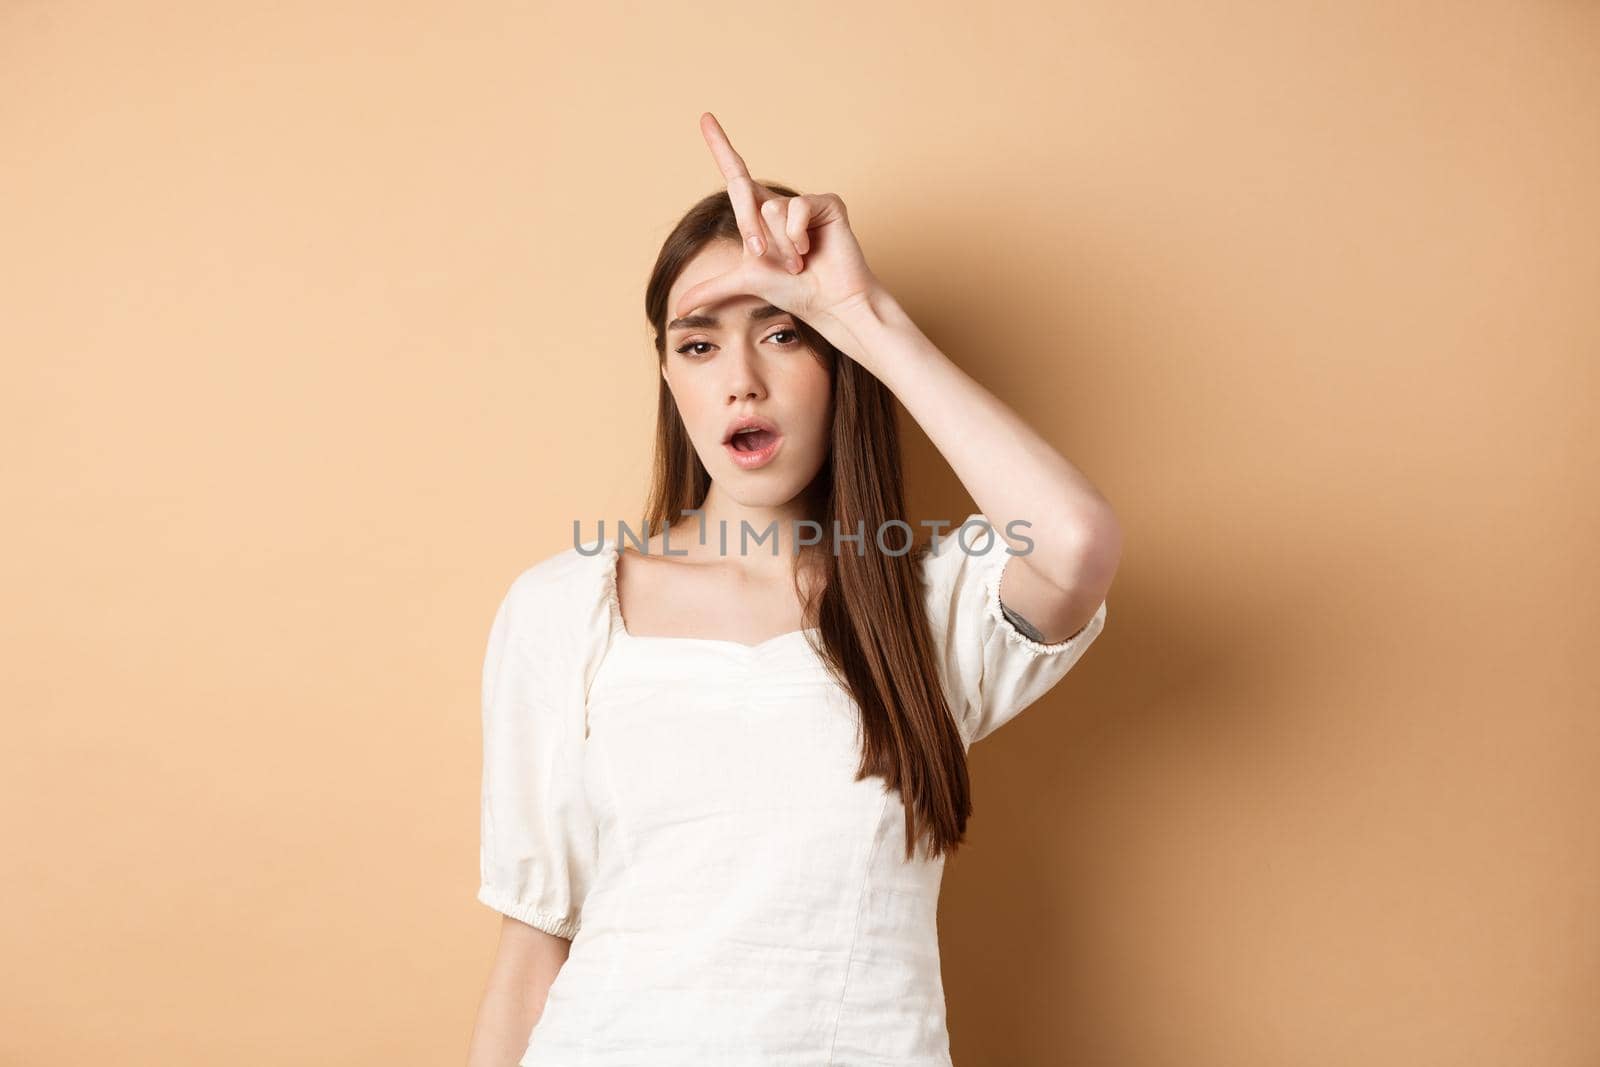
699 112 767 257
700 111 752 183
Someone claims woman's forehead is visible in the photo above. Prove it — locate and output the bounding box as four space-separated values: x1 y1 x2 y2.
668 241 744 305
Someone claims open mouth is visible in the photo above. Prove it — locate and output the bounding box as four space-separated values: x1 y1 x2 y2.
728 428 778 452
724 427 784 469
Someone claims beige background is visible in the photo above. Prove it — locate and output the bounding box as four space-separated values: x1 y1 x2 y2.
4 2 1596 1064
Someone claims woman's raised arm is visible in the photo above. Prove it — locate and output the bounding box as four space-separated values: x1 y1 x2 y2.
671 111 1121 643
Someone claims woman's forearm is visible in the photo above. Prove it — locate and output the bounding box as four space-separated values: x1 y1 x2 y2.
466 975 546 1067
810 285 1121 639
813 285 1114 562
466 930 566 1067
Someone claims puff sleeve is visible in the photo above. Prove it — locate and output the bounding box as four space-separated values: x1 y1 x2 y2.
919 514 1108 745
476 569 598 939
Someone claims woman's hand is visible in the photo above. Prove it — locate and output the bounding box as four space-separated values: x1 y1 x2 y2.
671 113 882 329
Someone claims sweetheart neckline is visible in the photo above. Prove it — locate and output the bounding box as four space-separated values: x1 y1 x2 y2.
600 541 822 653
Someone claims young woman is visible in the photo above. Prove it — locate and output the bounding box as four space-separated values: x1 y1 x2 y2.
466 113 1121 1067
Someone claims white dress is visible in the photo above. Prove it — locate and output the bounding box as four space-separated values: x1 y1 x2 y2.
477 514 1108 1065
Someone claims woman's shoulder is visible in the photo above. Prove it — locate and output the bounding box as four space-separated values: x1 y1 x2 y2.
495 540 616 632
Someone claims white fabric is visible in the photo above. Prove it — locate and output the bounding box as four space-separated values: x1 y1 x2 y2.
477 514 1108 1065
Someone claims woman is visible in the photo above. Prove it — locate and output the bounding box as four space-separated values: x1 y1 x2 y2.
466 113 1121 1066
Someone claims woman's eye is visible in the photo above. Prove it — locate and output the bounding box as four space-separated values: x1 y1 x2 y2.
673 329 798 359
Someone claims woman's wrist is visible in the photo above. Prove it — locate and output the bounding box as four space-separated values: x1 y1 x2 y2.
809 283 927 373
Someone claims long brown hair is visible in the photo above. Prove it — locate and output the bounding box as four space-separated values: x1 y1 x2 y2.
640 184 974 861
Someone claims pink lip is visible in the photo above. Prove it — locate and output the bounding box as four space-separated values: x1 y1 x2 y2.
724 432 784 470
722 414 781 444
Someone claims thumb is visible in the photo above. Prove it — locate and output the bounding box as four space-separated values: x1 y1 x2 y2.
673 261 760 320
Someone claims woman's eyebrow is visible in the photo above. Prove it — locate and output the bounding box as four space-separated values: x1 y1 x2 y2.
667 303 789 333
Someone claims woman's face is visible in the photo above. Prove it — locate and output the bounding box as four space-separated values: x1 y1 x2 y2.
662 239 833 508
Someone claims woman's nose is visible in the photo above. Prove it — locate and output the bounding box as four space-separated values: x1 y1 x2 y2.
723 341 767 401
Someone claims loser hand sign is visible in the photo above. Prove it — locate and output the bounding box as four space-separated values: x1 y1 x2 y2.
672 113 880 328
